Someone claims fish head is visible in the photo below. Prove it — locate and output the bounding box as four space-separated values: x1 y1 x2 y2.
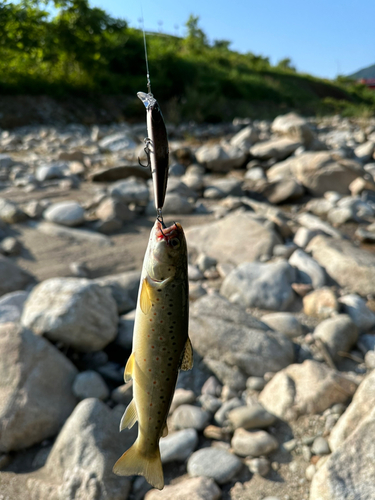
146 220 187 281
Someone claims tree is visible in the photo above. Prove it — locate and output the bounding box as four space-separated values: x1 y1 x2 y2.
277 57 296 72
184 15 207 52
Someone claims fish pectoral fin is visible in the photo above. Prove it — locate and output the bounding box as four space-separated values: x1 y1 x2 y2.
120 399 138 431
180 337 194 371
124 352 135 383
140 277 153 314
113 440 164 490
161 423 168 438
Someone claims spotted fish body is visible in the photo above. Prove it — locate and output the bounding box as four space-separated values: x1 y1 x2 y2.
113 220 192 489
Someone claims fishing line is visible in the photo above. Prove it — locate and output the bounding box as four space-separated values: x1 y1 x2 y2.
140 4 152 95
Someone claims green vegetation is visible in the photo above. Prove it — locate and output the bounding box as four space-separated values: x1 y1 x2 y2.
1 0 375 122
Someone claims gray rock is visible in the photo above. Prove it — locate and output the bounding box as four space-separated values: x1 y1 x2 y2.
221 260 297 311
144 477 221 500
303 287 339 319
260 312 304 339
0 198 26 224
259 360 357 419
98 131 137 152
227 404 276 430
90 164 151 182
190 295 294 384
187 447 243 484
160 428 198 463
34 220 111 246
261 179 304 204
311 436 330 455
73 370 109 401
289 249 327 289
96 197 135 222
21 278 118 351
329 370 375 452
0 290 29 324
109 177 149 205
0 255 34 297
313 314 358 361
246 376 266 391
214 397 244 426
250 138 301 161
171 404 210 431
170 389 196 414
230 125 259 150
0 236 22 255
307 235 375 295
247 457 270 476
116 309 135 349
310 407 375 500
198 394 222 413
271 113 315 147
146 193 194 215
231 428 278 457
44 201 85 227
354 140 375 162
186 211 282 266
0 154 14 169
195 143 247 172
168 163 186 176
0 323 77 452
94 270 140 314
338 294 375 332
92 217 122 234
36 162 68 181
204 177 243 199
39 399 136 500
166 177 198 199
327 206 354 225
298 213 342 239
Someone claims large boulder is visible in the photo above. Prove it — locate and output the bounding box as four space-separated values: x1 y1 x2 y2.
0 322 77 452
186 211 282 266
21 278 118 351
271 112 316 147
307 235 375 295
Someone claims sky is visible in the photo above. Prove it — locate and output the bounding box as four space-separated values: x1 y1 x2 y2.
88 0 375 80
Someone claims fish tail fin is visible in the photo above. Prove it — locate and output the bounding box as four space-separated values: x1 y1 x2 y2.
113 441 164 490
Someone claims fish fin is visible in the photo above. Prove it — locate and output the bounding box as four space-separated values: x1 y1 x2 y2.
140 278 153 314
180 337 194 371
124 352 135 383
161 423 168 438
113 441 164 490
120 399 138 431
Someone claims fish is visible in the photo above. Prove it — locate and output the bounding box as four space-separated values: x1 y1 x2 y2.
137 91 169 212
113 219 193 490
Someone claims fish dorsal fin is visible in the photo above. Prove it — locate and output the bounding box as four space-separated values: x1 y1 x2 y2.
124 352 135 382
180 337 194 371
140 277 153 315
161 423 168 438
120 399 138 431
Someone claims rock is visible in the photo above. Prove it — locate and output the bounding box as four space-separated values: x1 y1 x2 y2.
35 162 68 181
96 197 135 222
0 291 29 324
297 213 342 239
98 131 137 152
146 193 194 215
34 220 112 247
214 398 244 426
338 294 375 332
195 143 247 172
0 323 77 452
94 270 140 314
90 164 151 182
271 113 315 147
187 447 242 484
311 436 330 455
227 404 276 430
92 217 123 234
201 376 222 397
313 315 358 361
0 236 22 255
221 260 297 311
303 287 339 319
329 370 375 451
23 199 47 219
38 399 136 500
0 198 26 224
231 428 278 457
116 309 135 349
259 360 357 419
349 176 375 196
170 388 196 414
261 179 304 204
0 154 14 169
204 178 243 199
327 206 354 225
260 312 304 339
170 404 210 431
289 249 327 289
169 163 186 176
246 376 266 391
21 278 118 351
307 235 375 295
288 152 364 196
250 138 301 161
160 428 198 463
144 477 221 500
230 125 259 150
0 255 35 297
354 140 375 162
309 407 375 500
186 212 282 266
247 457 270 476
43 201 85 227
199 394 222 413
190 295 294 383
73 370 109 401
109 177 149 205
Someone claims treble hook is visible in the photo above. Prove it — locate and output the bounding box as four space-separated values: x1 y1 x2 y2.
138 138 152 168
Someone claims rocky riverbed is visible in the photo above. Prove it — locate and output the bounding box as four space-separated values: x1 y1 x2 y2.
1 112 375 500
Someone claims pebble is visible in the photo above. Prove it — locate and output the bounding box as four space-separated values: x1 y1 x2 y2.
187 447 243 484
169 388 196 414
246 376 266 391
214 397 244 426
313 314 358 361
227 403 276 430
311 436 330 456
0 236 22 255
171 404 210 431
72 370 109 401
201 376 222 397
247 457 270 476
160 428 198 463
43 200 85 227
305 463 317 481
145 477 221 500
231 428 279 457
261 312 304 339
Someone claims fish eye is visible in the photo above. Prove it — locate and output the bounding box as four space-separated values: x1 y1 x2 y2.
170 238 180 248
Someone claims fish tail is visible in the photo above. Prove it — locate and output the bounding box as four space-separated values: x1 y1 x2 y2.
113 441 164 490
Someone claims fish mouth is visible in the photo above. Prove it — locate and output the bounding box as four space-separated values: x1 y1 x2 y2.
155 220 182 243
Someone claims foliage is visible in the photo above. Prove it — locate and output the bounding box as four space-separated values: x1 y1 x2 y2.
0 1 374 121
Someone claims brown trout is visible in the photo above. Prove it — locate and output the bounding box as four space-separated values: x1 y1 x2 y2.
113 219 193 489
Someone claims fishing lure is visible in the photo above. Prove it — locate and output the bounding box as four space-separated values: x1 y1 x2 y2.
137 25 169 224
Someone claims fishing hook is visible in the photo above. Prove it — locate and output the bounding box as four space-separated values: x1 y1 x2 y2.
157 208 166 229
138 137 152 168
